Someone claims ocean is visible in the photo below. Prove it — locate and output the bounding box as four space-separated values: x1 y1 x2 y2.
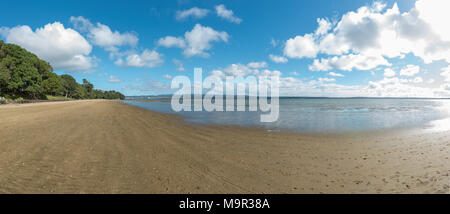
120 98 450 133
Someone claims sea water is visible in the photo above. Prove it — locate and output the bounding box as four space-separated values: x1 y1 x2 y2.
120 98 450 133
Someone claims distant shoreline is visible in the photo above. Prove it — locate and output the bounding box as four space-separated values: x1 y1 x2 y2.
125 95 450 100
121 99 449 135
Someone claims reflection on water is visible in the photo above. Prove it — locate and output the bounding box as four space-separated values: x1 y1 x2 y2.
120 98 450 133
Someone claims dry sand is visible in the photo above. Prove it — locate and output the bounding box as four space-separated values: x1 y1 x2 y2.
0 100 448 193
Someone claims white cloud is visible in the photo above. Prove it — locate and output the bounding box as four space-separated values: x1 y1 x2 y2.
315 18 332 36
383 68 396 77
399 65 420 76
416 0 450 41
284 34 318 59
69 16 93 32
163 74 173 79
184 24 228 57
176 7 210 20
108 75 122 83
247 61 267 69
115 49 163 68
328 72 344 77
319 77 335 82
211 64 257 78
269 54 288 63
215 4 242 24
0 22 94 72
204 62 450 98
71 16 138 52
309 53 391 71
209 63 281 79
412 77 423 83
157 36 186 48
440 65 450 82
158 24 228 57
366 77 437 97
284 0 450 73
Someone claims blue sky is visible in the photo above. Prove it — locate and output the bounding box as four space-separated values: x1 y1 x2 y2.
2 0 450 97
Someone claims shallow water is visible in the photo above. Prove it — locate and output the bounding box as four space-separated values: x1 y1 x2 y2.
121 98 450 133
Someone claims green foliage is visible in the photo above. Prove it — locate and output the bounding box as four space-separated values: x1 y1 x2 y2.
46 95 74 101
0 40 125 101
42 73 62 96
0 40 46 98
82 78 95 98
60 74 78 98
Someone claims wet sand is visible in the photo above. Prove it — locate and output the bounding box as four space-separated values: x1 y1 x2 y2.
0 100 448 193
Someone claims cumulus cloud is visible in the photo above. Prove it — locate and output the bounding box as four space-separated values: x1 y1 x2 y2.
412 77 423 83
70 16 138 52
115 49 163 68
283 0 450 73
0 22 94 72
314 18 333 36
309 53 391 71
365 76 449 97
158 24 228 57
157 36 186 48
440 65 450 82
399 65 420 76
383 68 396 77
184 24 228 57
284 34 318 59
176 7 210 20
215 4 242 24
269 54 288 63
204 61 450 98
206 62 367 97
209 63 280 79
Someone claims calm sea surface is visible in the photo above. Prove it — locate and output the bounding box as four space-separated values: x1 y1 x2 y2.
120 98 450 133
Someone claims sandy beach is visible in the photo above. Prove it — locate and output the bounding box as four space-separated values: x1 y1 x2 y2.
0 100 448 193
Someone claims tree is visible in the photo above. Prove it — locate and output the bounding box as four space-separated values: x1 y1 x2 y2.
1 40 126 101
60 74 78 98
82 78 94 98
0 40 50 99
73 84 87 99
42 73 62 96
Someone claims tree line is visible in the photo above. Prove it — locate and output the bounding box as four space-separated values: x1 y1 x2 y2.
0 40 124 100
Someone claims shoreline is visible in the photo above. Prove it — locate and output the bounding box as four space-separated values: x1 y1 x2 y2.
0 100 449 193
120 100 440 138
0 99 99 109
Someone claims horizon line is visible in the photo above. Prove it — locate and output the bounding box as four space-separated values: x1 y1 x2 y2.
124 95 450 99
